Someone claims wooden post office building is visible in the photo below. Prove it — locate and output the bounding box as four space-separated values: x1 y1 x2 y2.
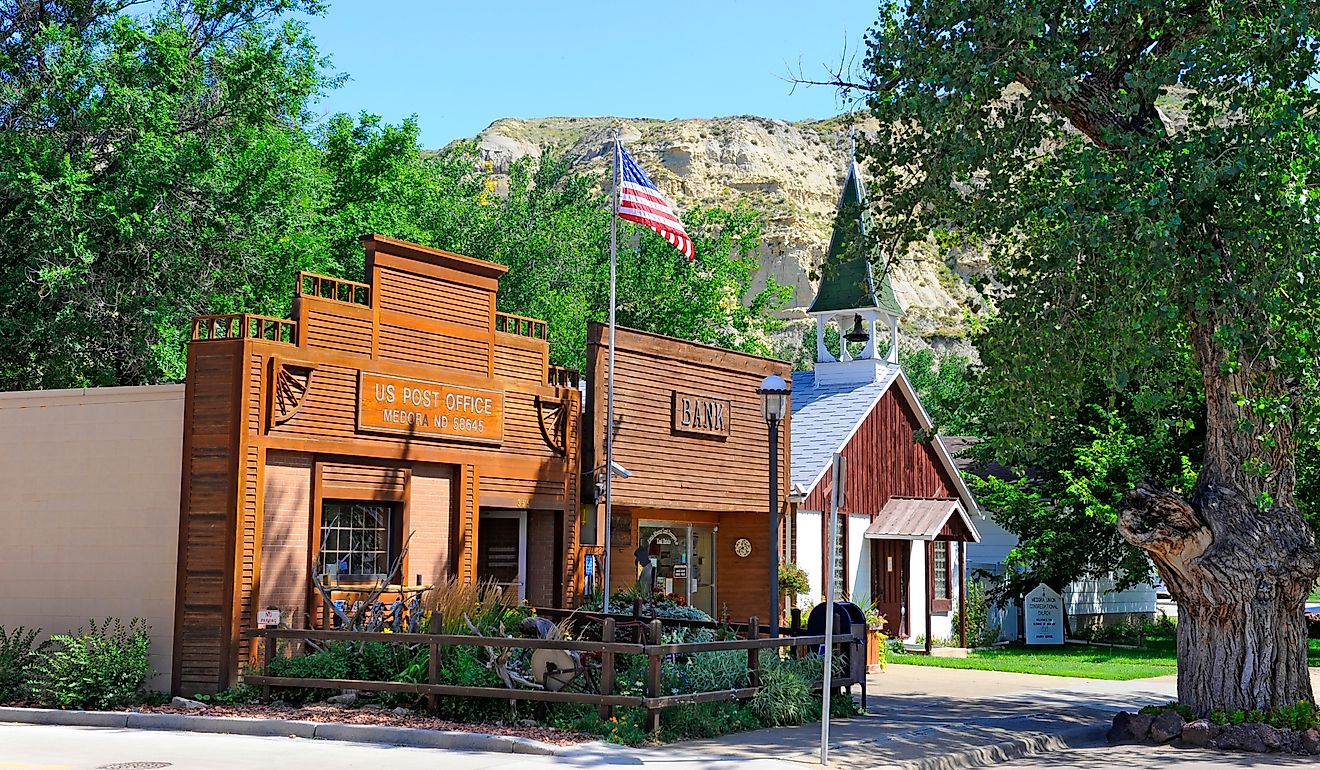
174 236 584 693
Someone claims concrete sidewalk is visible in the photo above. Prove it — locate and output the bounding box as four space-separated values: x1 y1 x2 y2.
666 664 1179 769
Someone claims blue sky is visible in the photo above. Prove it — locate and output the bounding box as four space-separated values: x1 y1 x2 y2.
303 1 877 147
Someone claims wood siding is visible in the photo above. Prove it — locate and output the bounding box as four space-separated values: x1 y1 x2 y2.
175 235 577 694
802 387 957 515
584 324 791 514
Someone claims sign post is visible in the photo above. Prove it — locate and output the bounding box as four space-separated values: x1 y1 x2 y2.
1024 584 1065 645
820 452 846 766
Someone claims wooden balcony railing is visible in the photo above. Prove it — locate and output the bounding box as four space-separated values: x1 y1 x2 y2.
298 271 370 307
548 365 580 389
191 314 296 344
495 312 547 340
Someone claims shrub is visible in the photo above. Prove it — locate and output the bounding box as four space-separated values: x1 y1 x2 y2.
29 618 151 710
0 626 51 703
955 581 1001 647
749 654 821 726
421 577 527 635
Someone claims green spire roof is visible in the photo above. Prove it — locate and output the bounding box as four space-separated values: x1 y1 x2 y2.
807 160 903 317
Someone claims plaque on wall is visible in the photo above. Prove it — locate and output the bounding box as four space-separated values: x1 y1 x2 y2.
610 513 633 548
671 391 732 439
357 371 504 444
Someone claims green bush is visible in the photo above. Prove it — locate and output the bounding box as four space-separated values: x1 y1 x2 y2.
749 654 821 726
0 626 51 703
28 618 151 710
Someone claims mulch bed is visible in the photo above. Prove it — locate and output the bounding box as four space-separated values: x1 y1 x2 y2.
8 702 595 746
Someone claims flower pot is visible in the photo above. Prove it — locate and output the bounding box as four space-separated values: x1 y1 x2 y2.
866 628 886 672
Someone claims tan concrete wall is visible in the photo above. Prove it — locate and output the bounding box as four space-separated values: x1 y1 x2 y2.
0 385 184 692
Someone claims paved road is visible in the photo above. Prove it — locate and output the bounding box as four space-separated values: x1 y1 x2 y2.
995 743 1316 768
0 665 1214 770
0 723 798 770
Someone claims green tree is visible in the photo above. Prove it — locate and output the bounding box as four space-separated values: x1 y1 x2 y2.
0 0 331 387
903 349 977 436
851 1 1320 711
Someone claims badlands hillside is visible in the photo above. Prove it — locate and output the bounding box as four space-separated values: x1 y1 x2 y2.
465 116 989 357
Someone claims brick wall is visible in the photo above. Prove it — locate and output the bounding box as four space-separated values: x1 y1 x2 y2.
259 451 313 627
407 464 453 585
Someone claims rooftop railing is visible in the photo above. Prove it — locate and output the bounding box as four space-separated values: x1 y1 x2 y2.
298 271 370 307
191 314 296 344
495 312 547 340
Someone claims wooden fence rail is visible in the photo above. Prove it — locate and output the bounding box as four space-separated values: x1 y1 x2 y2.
243 619 863 731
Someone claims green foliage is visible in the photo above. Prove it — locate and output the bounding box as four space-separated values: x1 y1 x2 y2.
1138 702 1195 721
583 588 716 625
0 3 788 389
1208 702 1317 730
0 0 332 387
778 562 811 604
1075 615 1177 646
0 626 51 703
28 618 151 710
194 684 260 706
953 581 1001 648
971 409 1196 601
903 349 979 436
749 654 823 727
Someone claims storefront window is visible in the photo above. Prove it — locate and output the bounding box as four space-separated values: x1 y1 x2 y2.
319 501 393 581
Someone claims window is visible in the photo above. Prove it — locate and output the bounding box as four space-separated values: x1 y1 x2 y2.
319 501 395 581
931 541 952 612
829 513 848 599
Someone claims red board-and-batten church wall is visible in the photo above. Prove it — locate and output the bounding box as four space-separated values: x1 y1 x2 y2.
174 235 581 695
800 378 961 519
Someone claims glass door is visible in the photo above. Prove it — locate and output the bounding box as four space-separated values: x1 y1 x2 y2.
637 522 717 617
689 525 716 617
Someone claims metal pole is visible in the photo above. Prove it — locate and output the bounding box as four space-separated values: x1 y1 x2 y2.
820 452 844 766
603 132 619 615
768 417 780 638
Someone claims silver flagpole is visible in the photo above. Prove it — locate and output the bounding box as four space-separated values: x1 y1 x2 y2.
603 131 620 614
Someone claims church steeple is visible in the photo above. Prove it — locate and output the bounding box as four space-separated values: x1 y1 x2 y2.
806 136 904 385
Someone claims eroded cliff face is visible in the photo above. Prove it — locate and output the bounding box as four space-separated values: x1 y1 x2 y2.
468 115 988 355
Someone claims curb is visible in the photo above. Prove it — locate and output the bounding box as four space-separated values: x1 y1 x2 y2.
0 706 564 755
893 724 1109 770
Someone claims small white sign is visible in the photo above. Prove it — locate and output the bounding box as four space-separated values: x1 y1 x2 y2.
1024 584 1064 645
257 609 281 628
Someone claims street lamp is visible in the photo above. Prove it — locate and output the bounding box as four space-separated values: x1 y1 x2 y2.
758 373 790 638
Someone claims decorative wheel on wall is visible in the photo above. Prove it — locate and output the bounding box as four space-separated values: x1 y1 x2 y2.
734 538 752 558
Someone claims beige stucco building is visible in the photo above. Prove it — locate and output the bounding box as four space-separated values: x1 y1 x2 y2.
0 385 184 690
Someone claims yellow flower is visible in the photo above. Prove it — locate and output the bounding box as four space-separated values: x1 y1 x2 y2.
381 628 393 634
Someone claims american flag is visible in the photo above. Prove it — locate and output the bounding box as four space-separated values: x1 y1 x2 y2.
615 141 693 260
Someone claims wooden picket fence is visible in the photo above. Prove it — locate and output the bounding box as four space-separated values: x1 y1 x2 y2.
243 616 863 731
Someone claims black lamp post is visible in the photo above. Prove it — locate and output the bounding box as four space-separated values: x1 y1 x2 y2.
758 374 790 638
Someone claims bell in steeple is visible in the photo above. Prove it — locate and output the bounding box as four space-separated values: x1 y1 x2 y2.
806 139 904 386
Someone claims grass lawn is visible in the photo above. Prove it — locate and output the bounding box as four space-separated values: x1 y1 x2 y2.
887 639 1320 681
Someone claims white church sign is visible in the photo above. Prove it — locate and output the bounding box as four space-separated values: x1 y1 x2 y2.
1024 584 1064 645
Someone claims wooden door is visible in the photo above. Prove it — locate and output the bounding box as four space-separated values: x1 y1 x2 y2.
477 515 523 599
873 539 910 637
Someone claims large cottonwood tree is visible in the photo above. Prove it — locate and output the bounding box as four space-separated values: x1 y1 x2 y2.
850 1 1320 711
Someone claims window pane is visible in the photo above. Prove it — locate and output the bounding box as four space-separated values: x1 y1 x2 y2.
933 542 949 600
319 500 392 579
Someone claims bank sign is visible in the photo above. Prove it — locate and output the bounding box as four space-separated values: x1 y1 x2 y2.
357 372 504 445
671 390 731 439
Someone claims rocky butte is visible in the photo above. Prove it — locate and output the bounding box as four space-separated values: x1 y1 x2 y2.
462 115 992 358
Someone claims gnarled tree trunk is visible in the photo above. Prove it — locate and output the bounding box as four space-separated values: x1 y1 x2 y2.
1119 319 1320 714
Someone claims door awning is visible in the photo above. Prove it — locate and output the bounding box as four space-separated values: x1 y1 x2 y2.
862 497 980 543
